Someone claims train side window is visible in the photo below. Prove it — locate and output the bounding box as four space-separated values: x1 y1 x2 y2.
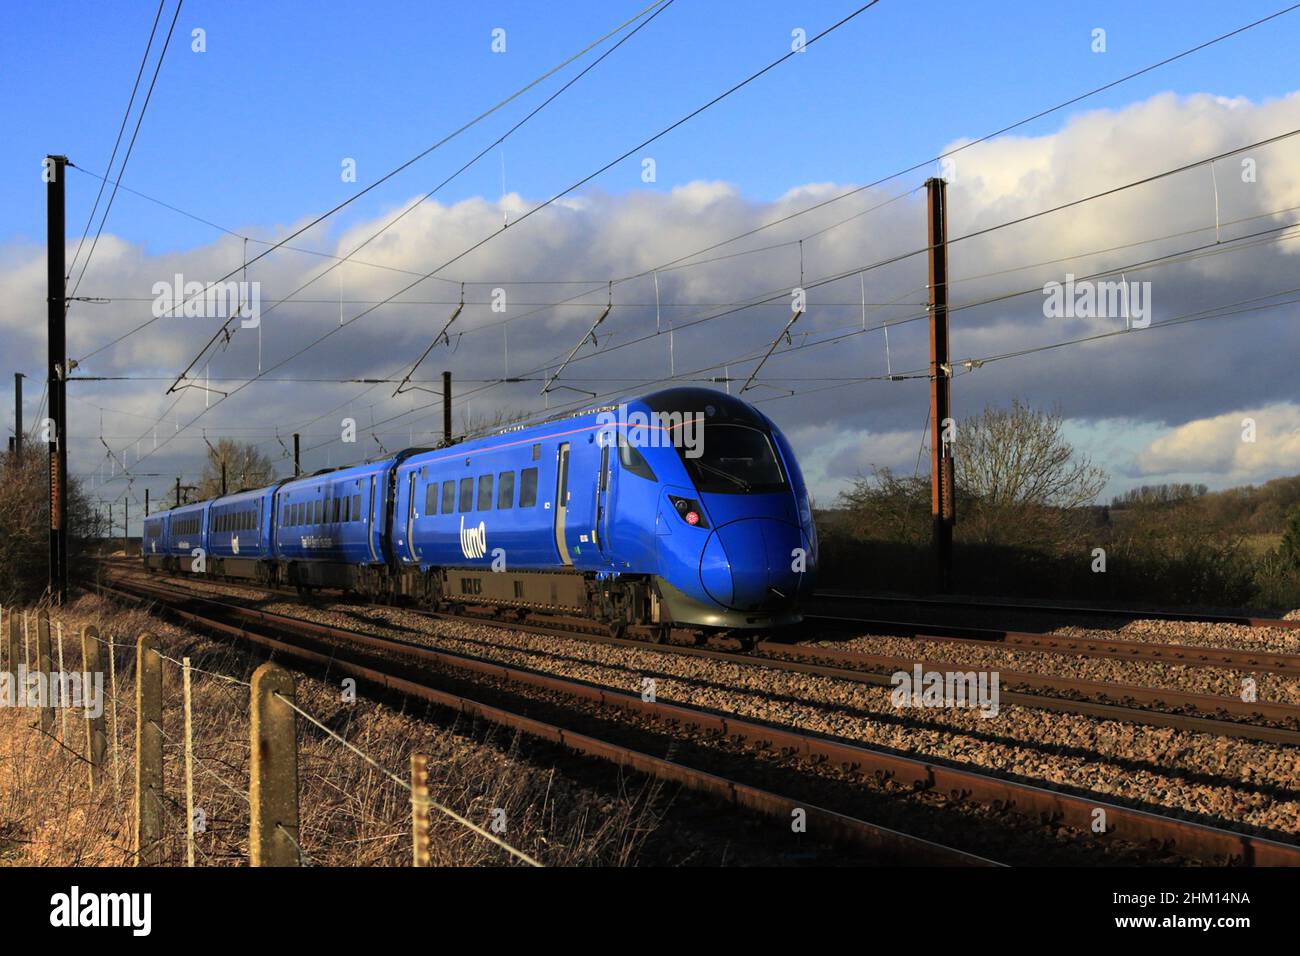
531 443 540 461
343 497 351 523
497 471 515 509
619 438 657 481
333 497 341 524
458 477 474 512
313 500 322 525
519 467 538 508
477 474 494 511
424 483 437 516
441 480 455 514
353 494 361 522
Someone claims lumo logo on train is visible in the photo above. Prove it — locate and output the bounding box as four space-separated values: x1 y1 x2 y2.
594 404 704 457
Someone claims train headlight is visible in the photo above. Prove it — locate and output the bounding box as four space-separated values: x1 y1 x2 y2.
669 495 708 528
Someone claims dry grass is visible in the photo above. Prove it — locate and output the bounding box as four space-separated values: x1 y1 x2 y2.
0 594 665 867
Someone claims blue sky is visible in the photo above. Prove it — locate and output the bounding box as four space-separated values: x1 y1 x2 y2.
4 0 1299 252
4 0 1300 531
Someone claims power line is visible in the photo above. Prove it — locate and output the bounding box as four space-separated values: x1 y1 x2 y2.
121 1 886 474
218 0 678 392
75 0 672 368
66 0 166 283
71 1 1298 371
67 0 183 303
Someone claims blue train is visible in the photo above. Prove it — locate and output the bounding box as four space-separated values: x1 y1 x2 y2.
142 387 817 635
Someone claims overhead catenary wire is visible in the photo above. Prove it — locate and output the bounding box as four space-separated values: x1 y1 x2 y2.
79 4 1300 491
70 0 1300 340
116 1 886 473
87 0 675 375
65 0 166 285
67 0 184 304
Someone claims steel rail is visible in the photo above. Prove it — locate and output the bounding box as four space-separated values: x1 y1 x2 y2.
814 590 1300 631
801 613 1300 676
101 565 1300 741
90 578 993 865
95 574 1300 866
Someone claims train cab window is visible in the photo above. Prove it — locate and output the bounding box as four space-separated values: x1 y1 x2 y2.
353 494 361 522
441 481 455 514
497 471 515 509
619 438 657 481
424 484 437 517
519 467 538 508
477 474 494 511
458 477 474 512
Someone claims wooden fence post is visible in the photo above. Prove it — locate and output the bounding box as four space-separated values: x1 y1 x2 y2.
411 753 431 867
249 662 299 866
134 632 164 866
35 610 54 733
81 625 108 789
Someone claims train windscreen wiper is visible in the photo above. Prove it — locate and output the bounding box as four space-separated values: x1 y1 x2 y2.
693 460 752 492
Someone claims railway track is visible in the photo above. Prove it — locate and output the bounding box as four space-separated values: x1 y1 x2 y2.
813 590 1300 631
101 565 1300 744
803 611 1300 676
92 571 1300 866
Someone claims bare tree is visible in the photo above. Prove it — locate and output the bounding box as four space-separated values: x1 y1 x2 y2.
955 399 1107 545
457 405 531 442
197 438 277 500
0 445 104 603
837 467 931 545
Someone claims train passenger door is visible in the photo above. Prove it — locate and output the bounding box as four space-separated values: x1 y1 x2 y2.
367 475 379 562
405 472 418 563
594 437 612 560
554 443 572 565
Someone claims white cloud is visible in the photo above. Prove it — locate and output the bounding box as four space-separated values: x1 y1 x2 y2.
4 90 1300 508
1136 403 1300 478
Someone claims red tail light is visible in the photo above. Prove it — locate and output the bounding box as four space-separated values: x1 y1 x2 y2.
669 495 708 528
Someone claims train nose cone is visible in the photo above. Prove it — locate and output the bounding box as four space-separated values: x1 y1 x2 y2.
699 518 804 610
